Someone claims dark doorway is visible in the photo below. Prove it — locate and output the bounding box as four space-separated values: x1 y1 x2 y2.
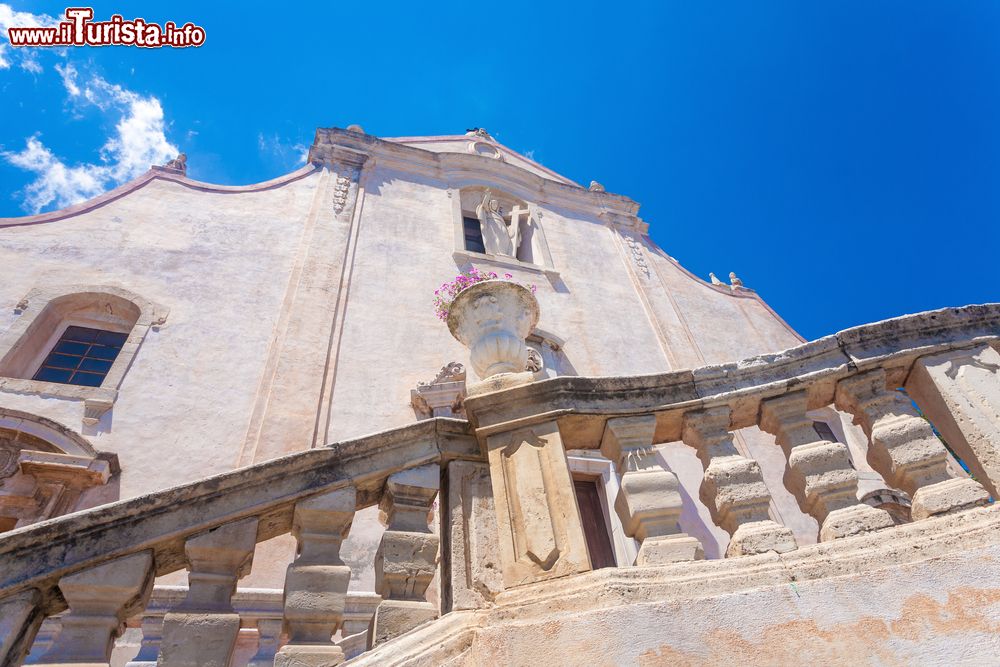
573 478 616 569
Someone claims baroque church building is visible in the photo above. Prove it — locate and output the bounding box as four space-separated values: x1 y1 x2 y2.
0 126 998 665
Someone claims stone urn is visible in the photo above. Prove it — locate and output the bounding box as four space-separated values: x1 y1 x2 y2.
447 279 539 380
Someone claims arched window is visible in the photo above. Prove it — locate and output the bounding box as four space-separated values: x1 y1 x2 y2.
0 286 167 420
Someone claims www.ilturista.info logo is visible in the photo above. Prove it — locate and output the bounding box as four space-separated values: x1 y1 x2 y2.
7 8 205 48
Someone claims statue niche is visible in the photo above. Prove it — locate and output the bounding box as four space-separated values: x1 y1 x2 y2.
462 188 539 264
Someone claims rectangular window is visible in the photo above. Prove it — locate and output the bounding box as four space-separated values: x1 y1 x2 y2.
463 216 486 254
573 478 616 569
33 325 127 387
812 421 837 442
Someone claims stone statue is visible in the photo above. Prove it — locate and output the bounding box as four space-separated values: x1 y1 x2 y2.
589 181 605 192
476 190 525 259
729 272 744 288
163 153 187 174
709 273 724 286
476 190 511 256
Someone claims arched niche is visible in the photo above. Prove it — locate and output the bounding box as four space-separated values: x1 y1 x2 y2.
454 186 555 272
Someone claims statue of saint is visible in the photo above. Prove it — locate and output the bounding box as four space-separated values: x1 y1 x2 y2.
476 190 522 257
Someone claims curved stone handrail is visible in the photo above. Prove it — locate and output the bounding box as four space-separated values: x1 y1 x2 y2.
464 303 1000 446
0 418 476 613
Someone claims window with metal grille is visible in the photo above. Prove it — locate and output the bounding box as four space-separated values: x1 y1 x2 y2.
33 326 128 387
463 216 486 253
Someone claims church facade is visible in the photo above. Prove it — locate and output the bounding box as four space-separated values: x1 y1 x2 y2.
0 127 998 665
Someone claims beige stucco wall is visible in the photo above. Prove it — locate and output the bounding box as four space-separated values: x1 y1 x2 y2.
0 131 844 595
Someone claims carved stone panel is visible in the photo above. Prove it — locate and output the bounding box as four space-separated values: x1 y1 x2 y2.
906 344 1000 499
446 460 503 610
485 421 591 588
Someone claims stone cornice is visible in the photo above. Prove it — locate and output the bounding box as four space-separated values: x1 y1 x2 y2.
0 165 319 228
308 127 642 224
462 303 1000 447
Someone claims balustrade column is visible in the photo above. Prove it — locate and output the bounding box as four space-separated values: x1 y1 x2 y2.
905 344 1000 499
682 406 797 557
158 518 258 667
246 619 283 667
124 615 164 667
369 466 439 648
41 551 154 666
759 391 895 541
835 369 990 520
600 415 703 565
0 589 43 666
275 487 357 667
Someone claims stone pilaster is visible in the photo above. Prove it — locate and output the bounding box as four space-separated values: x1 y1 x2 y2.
369 466 439 648
125 615 164 667
159 518 258 667
275 487 356 667
759 391 895 540
905 344 1000 500
0 588 44 667
247 619 283 667
600 416 703 565
682 406 797 557
836 369 989 520
42 551 154 666
444 460 503 611
486 420 591 587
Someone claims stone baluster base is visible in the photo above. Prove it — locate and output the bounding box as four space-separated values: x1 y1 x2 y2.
42 551 154 667
369 466 440 648
159 518 258 667
601 416 703 565
836 370 989 520
682 407 796 557
759 391 895 541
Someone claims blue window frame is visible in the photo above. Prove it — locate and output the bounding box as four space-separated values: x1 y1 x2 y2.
33 325 127 387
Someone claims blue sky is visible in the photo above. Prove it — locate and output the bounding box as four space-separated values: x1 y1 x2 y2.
1 1 998 341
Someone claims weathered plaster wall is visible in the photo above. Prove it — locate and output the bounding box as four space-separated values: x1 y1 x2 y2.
0 175 320 500
465 543 1000 666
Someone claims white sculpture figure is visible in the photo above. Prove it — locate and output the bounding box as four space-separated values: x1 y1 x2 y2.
729 272 744 287
709 272 724 286
476 190 526 259
476 190 511 256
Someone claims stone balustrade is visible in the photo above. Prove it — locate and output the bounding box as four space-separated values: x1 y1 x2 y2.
0 419 476 666
1 305 999 665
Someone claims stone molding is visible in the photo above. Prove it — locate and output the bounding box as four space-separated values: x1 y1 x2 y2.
0 165 319 228
308 128 641 225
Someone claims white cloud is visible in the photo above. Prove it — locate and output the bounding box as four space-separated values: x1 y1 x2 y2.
257 132 308 169
0 4 58 70
3 64 179 213
4 136 107 211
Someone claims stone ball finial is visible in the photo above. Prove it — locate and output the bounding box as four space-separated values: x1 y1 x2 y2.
346 124 365 134
589 181 605 192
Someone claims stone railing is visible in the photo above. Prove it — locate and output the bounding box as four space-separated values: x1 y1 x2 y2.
460 304 1000 587
1 304 999 665
0 419 478 667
